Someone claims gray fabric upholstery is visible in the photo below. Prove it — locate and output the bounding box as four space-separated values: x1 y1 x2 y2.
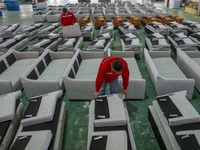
92 94 127 127
0 91 21 123
63 49 105 100
177 49 200 92
21 90 62 126
0 50 38 95
21 49 73 99
154 91 200 126
89 131 127 150
144 48 195 99
16 130 52 150
87 94 137 150
109 49 146 99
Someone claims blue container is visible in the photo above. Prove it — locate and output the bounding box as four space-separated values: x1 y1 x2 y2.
0 11 2 16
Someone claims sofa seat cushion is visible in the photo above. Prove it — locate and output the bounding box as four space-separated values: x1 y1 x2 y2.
153 57 187 79
192 58 200 66
0 59 36 87
123 58 142 79
75 58 102 80
38 59 71 86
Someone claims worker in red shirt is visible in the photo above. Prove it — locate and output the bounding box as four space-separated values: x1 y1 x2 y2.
94 56 129 99
61 8 76 26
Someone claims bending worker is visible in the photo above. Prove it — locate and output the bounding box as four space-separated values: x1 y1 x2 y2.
94 56 130 99
61 8 76 26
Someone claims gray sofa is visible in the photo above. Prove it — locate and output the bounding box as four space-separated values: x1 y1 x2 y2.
20 49 74 99
148 91 200 150
109 49 146 99
177 49 200 92
0 49 39 95
63 49 105 100
10 90 65 150
144 48 195 99
31 11 47 22
46 11 61 22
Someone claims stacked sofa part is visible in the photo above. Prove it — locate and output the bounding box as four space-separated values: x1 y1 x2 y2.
145 33 170 51
21 23 44 40
79 15 91 27
118 22 139 37
46 11 61 22
165 21 188 35
86 37 113 54
94 16 106 29
120 33 143 58
141 15 161 26
177 49 200 92
28 33 62 54
87 94 137 150
144 49 195 99
182 21 200 35
111 16 123 28
10 90 66 150
31 11 47 23
38 23 61 39
189 32 200 48
115 8 130 21
145 22 169 38
148 91 200 150
0 23 20 39
57 37 83 51
109 49 146 98
80 23 94 41
155 15 173 25
126 15 141 29
168 32 199 55
103 7 117 21
167 14 184 24
0 50 38 95
0 34 29 52
100 22 114 38
0 91 23 150
21 49 73 99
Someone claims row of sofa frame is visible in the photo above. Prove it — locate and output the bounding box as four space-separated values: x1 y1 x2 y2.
0 48 199 100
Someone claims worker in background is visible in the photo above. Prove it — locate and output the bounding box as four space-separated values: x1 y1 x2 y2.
61 8 76 26
94 56 130 99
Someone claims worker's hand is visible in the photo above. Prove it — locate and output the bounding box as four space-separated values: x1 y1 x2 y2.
122 90 127 98
94 92 99 99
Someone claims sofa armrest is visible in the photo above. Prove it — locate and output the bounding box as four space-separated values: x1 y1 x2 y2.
13 50 39 60
148 50 171 58
20 77 60 99
157 76 195 99
48 50 74 59
0 80 12 95
80 49 104 59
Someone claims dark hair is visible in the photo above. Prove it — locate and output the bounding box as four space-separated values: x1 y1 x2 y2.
112 60 123 71
63 8 68 13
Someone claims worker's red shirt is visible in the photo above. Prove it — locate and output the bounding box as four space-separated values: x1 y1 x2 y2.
61 11 76 26
95 56 130 92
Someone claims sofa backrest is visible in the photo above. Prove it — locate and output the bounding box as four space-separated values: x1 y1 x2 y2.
0 50 17 74
26 51 52 80
67 50 82 79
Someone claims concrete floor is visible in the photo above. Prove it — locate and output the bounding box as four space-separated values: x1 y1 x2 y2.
1 1 200 150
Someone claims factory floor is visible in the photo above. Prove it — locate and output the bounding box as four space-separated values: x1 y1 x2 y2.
0 1 200 149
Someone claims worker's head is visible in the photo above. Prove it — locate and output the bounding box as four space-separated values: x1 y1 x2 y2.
112 60 123 72
63 8 68 13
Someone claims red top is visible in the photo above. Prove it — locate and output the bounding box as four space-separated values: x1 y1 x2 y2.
95 56 130 92
61 11 76 26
